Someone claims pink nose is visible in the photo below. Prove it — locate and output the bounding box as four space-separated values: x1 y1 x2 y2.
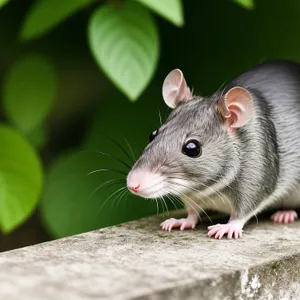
128 183 140 192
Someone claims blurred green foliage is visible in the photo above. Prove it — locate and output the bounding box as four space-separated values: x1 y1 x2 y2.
0 0 10 9
0 125 42 233
3 54 58 134
20 0 98 40
233 0 254 9
0 0 300 240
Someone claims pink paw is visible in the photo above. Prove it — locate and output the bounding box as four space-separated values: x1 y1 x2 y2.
207 222 243 239
271 210 298 224
160 218 196 232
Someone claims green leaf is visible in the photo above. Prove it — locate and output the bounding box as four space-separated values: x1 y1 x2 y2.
88 1 159 101
136 0 184 27
0 124 43 233
0 0 10 9
3 54 58 134
40 149 157 238
233 0 255 9
21 0 97 40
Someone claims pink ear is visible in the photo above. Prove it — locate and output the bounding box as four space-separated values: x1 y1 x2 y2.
162 69 192 108
222 87 254 128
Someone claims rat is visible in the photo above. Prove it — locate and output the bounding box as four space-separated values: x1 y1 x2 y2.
126 60 300 239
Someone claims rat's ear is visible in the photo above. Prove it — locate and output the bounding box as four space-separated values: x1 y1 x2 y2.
219 87 254 128
162 69 193 109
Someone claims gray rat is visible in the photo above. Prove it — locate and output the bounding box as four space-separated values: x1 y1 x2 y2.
127 60 300 239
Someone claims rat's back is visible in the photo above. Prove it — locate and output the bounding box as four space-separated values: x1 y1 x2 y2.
231 60 300 108
233 60 300 201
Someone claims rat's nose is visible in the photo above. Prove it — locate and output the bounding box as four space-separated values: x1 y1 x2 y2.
128 182 140 192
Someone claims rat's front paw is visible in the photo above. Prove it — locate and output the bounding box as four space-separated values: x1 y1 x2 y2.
207 222 243 239
160 218 196 232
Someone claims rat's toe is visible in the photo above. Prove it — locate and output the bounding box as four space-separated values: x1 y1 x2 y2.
271 210 297 224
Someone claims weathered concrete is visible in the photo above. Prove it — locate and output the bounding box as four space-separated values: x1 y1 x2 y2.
0 211 300 300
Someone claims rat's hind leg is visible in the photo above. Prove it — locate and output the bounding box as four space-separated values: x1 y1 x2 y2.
271 210 298 223
161 207 199 232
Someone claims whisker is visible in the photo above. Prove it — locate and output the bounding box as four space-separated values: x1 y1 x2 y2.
165 195 177 210
162 197 169 217
88 179 125 199
124 138 136 162
168 175 234 214
167 184 213 224
102 135 135 165
165 176 219 210
158 107 163 126
216 80 228 94
169 176 257 224
154 198 159 215
115 188 129 209
87 168 127 176
165 194 180 212
167 185 203 222
160 196 165 219
97 151 132 170
124 189 131 202
97 186 127 216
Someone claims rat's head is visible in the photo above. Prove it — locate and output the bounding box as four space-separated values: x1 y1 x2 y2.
127 69 254 199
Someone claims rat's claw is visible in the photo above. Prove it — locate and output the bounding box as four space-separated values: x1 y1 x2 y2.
235 229 242 239
160 218 196 232
227 227 234 239
271 210 298 224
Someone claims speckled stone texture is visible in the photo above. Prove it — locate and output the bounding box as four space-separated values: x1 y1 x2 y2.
0 211 300 300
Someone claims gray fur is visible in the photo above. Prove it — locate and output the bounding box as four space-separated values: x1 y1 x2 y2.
130 60 300 220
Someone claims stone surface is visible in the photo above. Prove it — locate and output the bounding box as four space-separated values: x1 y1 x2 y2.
0 211 300 300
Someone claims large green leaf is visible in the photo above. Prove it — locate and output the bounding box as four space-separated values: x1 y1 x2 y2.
0 125 43 233
0 0 10 9
136 0 184 27
88 1 159 101
3 54 58 134
233 0 255 9
40 149 157 238
20 0 97 40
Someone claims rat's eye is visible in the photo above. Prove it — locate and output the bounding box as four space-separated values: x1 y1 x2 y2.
182 140 202 157
149 130 158 142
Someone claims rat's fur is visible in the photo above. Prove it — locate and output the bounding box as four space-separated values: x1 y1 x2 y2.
129 60 300 226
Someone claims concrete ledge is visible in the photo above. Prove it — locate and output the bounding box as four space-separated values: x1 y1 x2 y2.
0 211 300 300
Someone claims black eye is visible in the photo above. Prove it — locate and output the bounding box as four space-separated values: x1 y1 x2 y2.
149 130 158 142
182 140 202 157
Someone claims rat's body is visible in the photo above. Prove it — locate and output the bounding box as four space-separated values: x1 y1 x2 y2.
127 60 300 239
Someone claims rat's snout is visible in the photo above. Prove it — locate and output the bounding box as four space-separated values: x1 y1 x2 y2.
126 168 165 198
127 169 149 195
128 182 140 192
